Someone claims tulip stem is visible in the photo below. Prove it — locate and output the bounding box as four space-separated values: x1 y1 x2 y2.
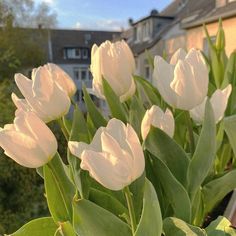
185 111 195 156
123 186 137 235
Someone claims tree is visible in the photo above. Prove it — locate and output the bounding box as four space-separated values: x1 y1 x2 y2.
0 0 58 233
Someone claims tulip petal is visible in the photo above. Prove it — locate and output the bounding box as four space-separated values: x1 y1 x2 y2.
210 84 232 123
170 48 187 65
125 124 145 179
106 118 132 153
153 56 177 107
32 66 53 101
68 141 90 158
0 130 49 168
81 150 131 191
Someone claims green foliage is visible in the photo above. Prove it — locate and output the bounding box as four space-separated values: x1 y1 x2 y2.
9 217 57 236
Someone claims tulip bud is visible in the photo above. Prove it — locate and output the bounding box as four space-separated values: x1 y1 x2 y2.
90 40 136 102
216 19 225 51
45 63 76 97
68 118 144 191
153 48 209 110
14 65 71 123
141 105 175 140
190 84 232 124
0 111 57 168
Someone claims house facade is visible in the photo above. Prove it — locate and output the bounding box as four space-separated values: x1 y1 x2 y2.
125 0 236 80
47 29 120 111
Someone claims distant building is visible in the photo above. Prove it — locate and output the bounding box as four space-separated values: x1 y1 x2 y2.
123 0 236 81
47 29 120 112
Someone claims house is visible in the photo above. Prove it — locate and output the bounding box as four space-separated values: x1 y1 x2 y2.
125 0 236 80
47 29 120 111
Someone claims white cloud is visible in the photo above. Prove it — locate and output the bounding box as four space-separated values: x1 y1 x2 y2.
34 0 56 6
75 19 127 31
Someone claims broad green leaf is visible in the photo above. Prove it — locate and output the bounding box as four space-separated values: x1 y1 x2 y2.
129 173 146 222
59 222 77 236
68 106 90 199
73 199 131 236
128 95 145 138
82 85 107 128
163 217 206 236
44 153 75 222
191 189 205 226
145 152 168 216
205 216 235 236
224 114 236 156
102 78 127 122
134 75 161 106
89 188 128 218
187 100 216 200
135 179 162 236
149 154 191 222
202 169 236 213
70 105 89 143
9 217 57 236
145 127 189 186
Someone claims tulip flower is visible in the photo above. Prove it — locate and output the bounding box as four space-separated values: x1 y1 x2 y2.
13 65 71 123
0 111 57 168
190 84 232 124
45 63 76 97
68 118 145 191
141 105 175 140
153 48 209 110
90 40 136 102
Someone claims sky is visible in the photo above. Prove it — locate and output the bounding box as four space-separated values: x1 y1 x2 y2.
34 0 173 30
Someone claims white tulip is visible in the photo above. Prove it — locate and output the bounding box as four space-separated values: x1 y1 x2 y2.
153 48 209 110
13 65 71 123
45 63 76 97
0 111 57 168
141 105 175 140
90 40 136 102
68 118 144 191
190 84 232 124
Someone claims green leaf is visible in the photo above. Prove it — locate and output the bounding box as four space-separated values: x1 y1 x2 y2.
70 105 89 143
128 95 145 138
224 114 236 156
9 217 57 236
145 127 189 186
89 188 128 218
44 153 75 222
187 100 216 200
149 154 191 222
82 85 107 129
135 179 162 236
59 221 77 236
68 105 90 199
73 199 131 236
102 78 127 122
129 173 146 222
202 169 236 213
163 217 206 236
134 75 161 106
205 216 235 236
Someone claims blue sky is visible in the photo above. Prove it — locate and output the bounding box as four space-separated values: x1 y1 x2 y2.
35 0 172 30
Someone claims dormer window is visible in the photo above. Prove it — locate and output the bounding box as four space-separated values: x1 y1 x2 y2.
143 21 150 41
64 47 89 59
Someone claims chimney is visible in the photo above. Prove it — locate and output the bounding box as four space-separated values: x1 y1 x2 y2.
216 0 227 8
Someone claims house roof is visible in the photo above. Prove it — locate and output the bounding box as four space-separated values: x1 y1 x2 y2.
49 29 120 64
182 1 236 28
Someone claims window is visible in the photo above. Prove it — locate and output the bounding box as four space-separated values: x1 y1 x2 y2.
74 67 89 80
64 47 89 59
143 22 150 40
82 49 88 59
145 65 151 81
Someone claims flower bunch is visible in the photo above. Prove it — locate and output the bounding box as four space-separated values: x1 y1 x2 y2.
1 23 236 236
